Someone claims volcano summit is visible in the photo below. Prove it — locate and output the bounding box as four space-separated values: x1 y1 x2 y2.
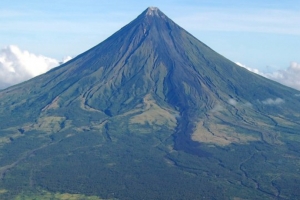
0 7 300 199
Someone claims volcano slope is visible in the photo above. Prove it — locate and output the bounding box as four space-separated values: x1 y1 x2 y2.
0 7 300 200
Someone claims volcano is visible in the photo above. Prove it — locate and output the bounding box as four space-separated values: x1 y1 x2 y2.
0 7 300 199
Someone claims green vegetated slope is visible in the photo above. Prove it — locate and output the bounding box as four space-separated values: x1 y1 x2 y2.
0 7 300 199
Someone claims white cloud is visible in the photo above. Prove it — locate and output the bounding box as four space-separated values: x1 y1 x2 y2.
228 98 238 106
264 62 300 91
227 98 254 108
261 98 284 105
235 62 264 76
237 62 300 91
60 56 72 64
0 45 71 89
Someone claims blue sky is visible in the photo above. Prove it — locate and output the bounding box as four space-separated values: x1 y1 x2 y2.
0 0 300 89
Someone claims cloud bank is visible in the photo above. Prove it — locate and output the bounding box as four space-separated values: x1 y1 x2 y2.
0 45 71 89
264 62 300 91
237 62 300 91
